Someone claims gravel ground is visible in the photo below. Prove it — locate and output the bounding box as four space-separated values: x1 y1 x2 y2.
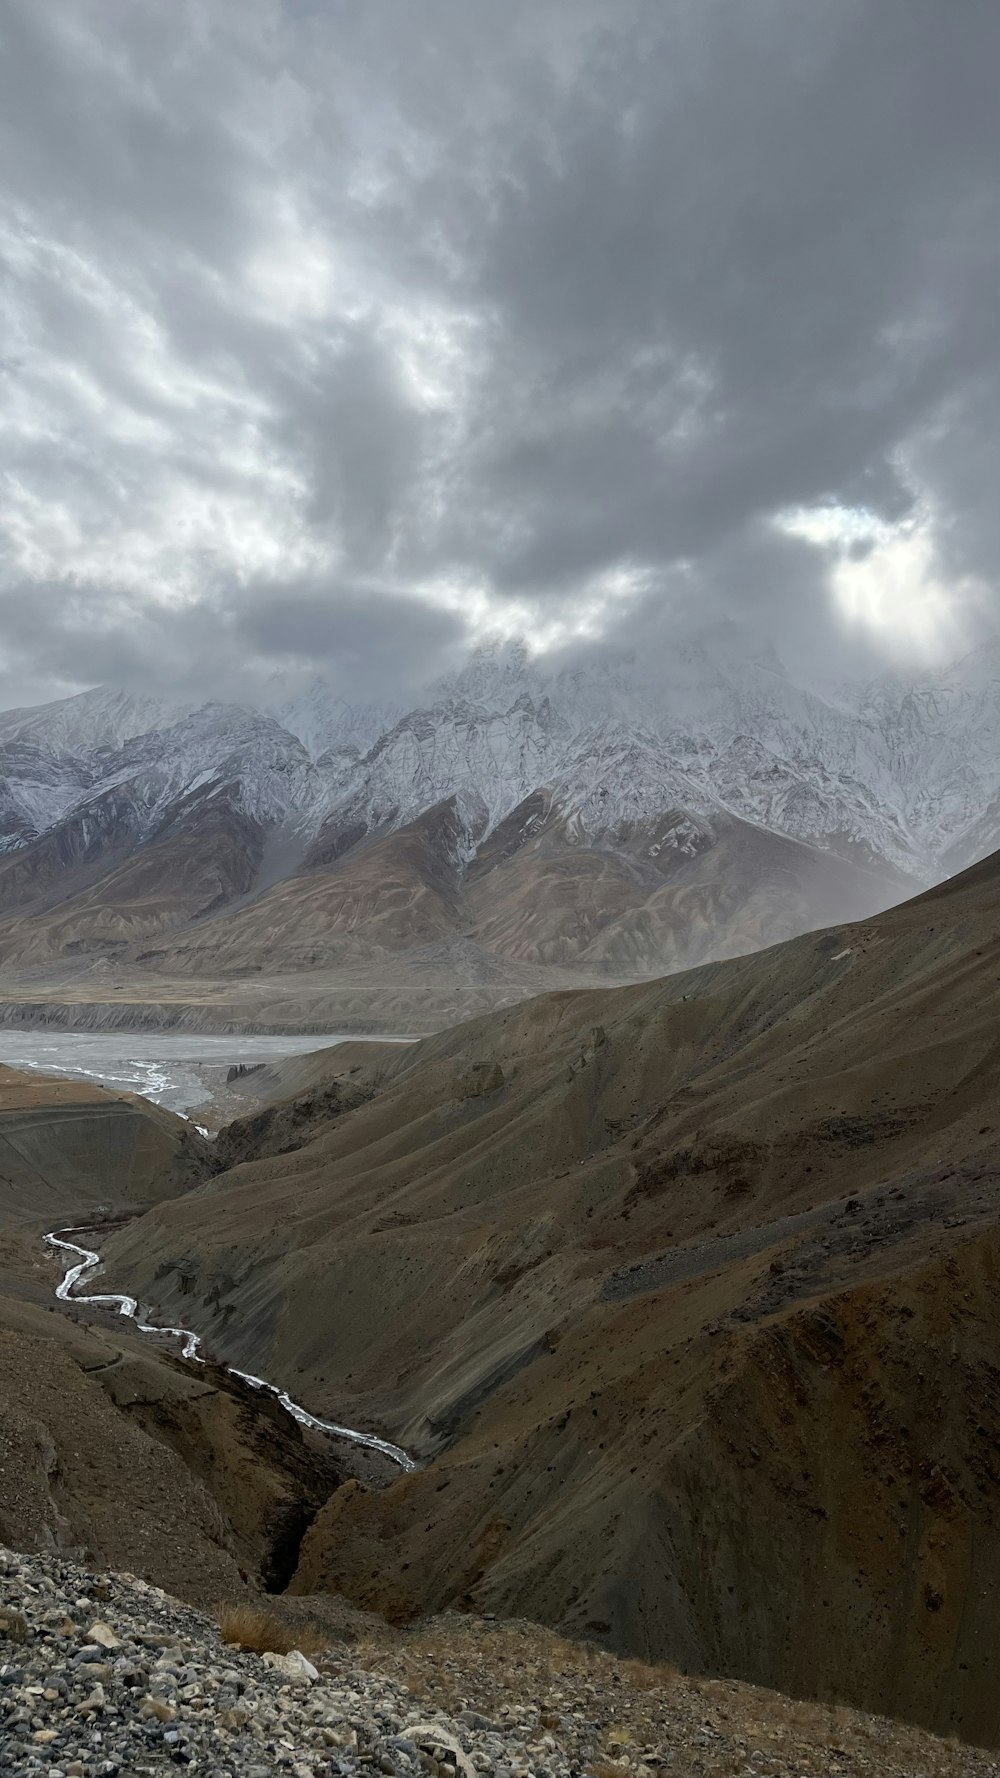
2 1548 481 1778
3 1548 1000 1778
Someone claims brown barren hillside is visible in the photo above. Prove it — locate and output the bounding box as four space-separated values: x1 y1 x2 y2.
0 1067 365 1616
0 793 908 1036
98 851 1000 1743
0 1063 211 1226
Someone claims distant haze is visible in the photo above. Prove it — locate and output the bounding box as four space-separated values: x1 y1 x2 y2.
1 2 999 708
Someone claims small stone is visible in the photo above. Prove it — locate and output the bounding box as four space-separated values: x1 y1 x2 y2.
0 1608 28 1643
85 1622 120 1651
408 1723 479 1778
217 1702 252 1729
262 1648 319 1684
140 1694 177 1722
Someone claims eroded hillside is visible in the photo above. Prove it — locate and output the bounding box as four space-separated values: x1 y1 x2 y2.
0 1068 367 1614
88 853 1000 1743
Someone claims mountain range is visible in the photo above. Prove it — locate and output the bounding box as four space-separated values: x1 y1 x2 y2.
0 630 998 1023
6 703 1000 1743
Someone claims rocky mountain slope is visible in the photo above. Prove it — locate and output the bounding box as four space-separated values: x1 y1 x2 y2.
9 1078 997 1774
0 632 998 1011
8 1550 997 1778
96 847 1000 1744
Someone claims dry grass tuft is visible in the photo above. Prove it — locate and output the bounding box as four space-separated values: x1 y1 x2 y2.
214 1602 328 1659
618 1656 678 1692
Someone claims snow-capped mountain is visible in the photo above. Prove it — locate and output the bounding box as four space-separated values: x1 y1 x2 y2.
0 635 997 987
261 674 403 763
280 634 1000 880
0 687 192 757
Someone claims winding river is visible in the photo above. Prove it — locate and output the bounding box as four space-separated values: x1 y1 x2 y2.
45 1228 416 1472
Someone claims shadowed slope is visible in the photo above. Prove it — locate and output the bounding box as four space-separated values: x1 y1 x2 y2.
0 1066 359 1612
98 848 1000 1740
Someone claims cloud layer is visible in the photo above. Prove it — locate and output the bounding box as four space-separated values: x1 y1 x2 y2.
1 0 999 705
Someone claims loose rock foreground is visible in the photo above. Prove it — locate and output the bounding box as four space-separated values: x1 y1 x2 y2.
3 1552 1000 1778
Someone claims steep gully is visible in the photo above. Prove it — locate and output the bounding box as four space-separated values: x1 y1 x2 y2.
44 1227 417 1472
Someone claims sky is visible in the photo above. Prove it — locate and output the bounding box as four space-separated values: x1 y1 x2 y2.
1 0 999 708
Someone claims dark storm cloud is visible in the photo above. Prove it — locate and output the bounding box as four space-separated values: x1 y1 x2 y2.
0 572 466 709
1 0 999 705
233 579 467 698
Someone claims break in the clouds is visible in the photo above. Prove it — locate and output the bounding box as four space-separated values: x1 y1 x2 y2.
1 0 999 706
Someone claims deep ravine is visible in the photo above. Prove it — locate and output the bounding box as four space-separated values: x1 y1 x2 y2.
45 1226 417 1471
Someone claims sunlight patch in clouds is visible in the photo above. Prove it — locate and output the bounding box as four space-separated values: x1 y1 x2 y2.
420 562 652 655
776 503 978 660
832 527 977 659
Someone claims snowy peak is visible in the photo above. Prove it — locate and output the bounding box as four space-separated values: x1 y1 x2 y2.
261 673 403 760
0 686 192 756
2 638 1000 934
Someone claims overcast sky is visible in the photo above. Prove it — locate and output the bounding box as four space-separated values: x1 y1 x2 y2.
1 0 999 707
